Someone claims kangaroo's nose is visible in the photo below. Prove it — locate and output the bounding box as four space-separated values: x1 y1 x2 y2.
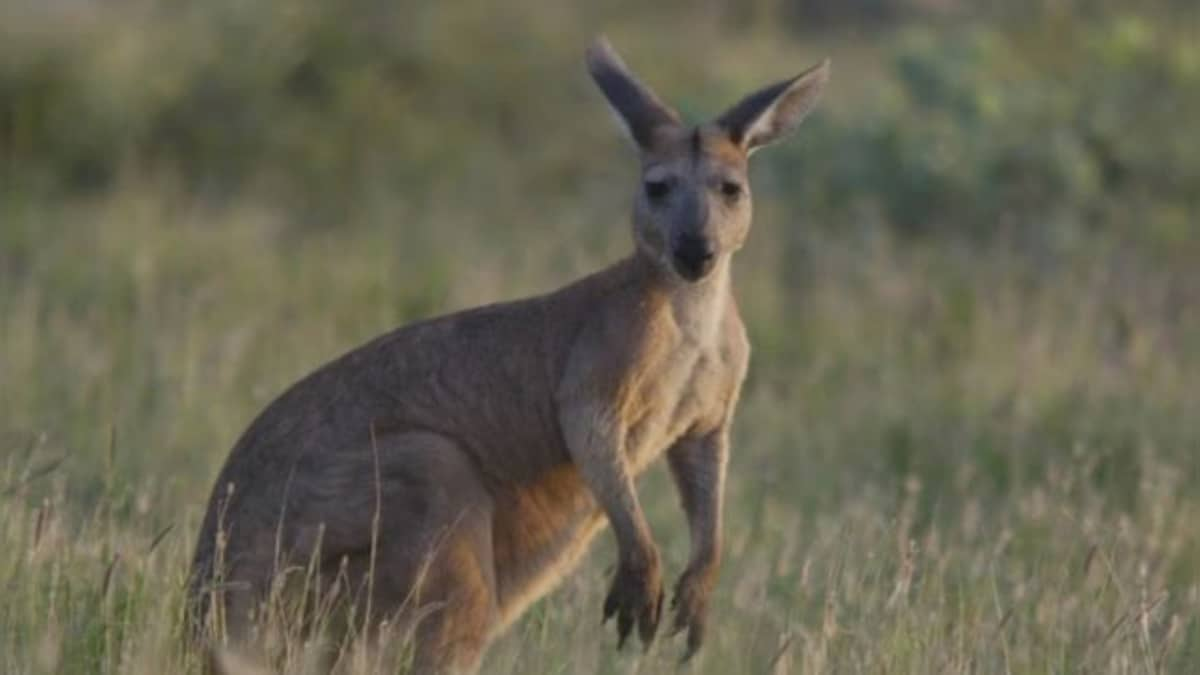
672 233 716 281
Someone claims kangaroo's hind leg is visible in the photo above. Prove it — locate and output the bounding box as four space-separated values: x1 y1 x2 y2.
295 431 498 674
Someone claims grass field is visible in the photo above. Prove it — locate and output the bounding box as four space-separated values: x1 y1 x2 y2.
3 1 1200 672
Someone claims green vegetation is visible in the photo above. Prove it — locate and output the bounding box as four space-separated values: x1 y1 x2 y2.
2 1 1199 672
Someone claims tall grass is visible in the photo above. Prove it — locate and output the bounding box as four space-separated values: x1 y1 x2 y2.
3 186 1199 672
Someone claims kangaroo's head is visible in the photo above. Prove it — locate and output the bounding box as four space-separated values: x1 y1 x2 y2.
587 38 829 283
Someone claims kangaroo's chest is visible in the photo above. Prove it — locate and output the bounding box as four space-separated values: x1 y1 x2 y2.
623 336 732 473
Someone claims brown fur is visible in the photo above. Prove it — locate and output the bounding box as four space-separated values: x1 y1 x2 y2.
188 37 828 674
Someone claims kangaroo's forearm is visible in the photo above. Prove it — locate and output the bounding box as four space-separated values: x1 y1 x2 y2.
668 431 728 570
560 404 657 565
582 455 657 566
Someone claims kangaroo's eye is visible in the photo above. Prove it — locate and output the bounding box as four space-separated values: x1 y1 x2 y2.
644 179 671 201
720 180 743 199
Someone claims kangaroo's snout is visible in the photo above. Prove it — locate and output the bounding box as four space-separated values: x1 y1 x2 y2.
671 233 716 281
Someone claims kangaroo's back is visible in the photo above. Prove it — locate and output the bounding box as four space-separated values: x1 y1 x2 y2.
187 256 641 641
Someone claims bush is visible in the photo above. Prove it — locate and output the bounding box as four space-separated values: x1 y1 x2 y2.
1 3 1196 251
763 16 1200 254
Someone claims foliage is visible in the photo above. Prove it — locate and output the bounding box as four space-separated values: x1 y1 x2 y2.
3 4 1197 249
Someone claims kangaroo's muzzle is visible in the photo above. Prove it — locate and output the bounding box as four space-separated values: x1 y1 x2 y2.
671 233 716 281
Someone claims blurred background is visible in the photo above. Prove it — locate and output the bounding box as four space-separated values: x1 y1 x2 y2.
2 0 1200 672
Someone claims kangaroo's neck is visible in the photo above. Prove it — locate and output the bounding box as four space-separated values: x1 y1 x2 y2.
628 250 732 346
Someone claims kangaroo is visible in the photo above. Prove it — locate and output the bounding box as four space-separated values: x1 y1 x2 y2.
188 37 828 674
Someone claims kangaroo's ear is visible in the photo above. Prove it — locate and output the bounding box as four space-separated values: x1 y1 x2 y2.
716 59 830 154
586 36 682 150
